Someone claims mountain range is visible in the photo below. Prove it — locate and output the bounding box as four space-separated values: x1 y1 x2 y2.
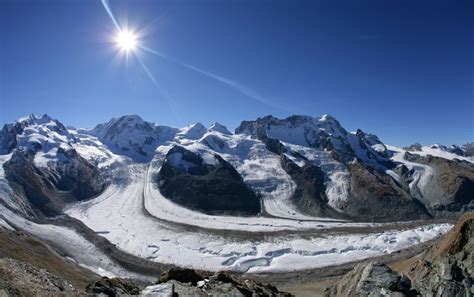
0 113 472 222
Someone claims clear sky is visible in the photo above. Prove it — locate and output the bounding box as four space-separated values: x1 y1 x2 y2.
1 0 472 146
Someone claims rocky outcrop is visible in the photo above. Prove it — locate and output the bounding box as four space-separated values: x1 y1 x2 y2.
156 146 261 215
406 212 474 296
151 268 291 297
333 212 474 296
158 268 212 285
332 261 413 297
86 277 140 296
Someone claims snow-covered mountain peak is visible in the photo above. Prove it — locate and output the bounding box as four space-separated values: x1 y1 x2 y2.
16 113 54 125
0 114 74 155
176 122 208 140
209 122 231 135
90 115 154 138
89 115 176 161
12 113 70 135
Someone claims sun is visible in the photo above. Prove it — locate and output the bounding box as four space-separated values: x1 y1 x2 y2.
116 29 137 51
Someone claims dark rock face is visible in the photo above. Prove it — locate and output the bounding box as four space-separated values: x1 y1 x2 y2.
345 160 430 221
86 277 140 296
157 146 261 215
4 147 104 217
333 261 414 297
280 154 331 216
407 212 474 296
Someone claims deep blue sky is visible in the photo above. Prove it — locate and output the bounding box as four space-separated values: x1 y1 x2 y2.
1 0 473 146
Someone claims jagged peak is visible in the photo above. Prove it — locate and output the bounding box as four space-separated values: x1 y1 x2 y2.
235 114 346 137
15 113 55 126
4 114 69 137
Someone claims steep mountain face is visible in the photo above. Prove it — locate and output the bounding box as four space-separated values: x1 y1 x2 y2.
156 145 261 215
0 113 472 222
0 114 104 217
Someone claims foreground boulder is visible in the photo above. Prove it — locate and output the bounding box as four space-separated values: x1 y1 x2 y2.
86 277 140 296
151 268 291 296
332 261 413 296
